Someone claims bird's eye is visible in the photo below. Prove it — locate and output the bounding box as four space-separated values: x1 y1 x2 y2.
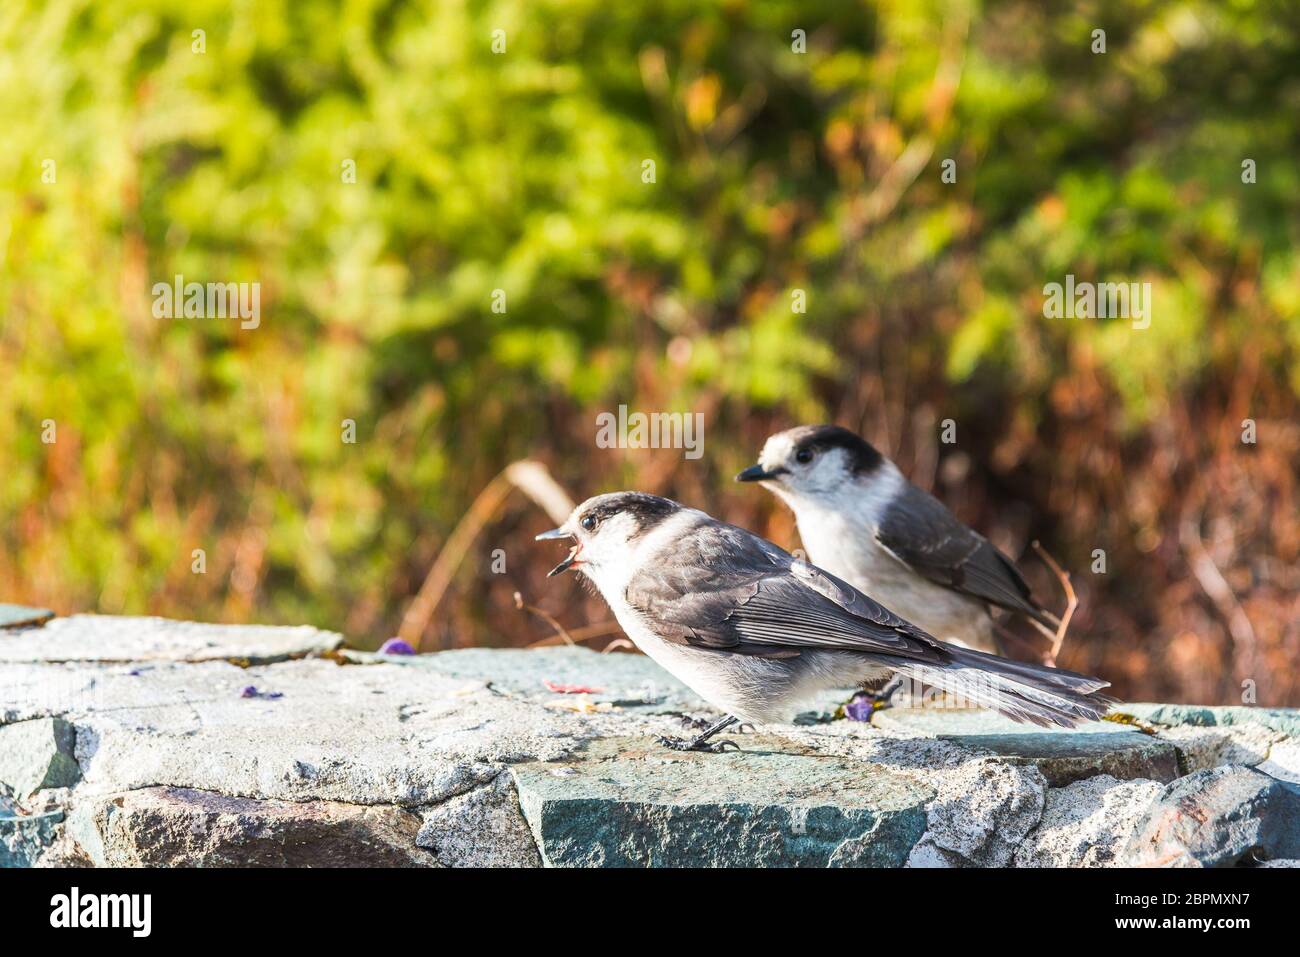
580 514 598 532
795 448 814 465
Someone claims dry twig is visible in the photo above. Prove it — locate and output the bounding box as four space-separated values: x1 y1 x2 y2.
513 591 576 646
1180 514 1259 680
400 460 575 651
1032 540 1078 666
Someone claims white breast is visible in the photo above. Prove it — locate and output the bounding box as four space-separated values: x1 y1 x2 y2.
604 609 885 724
585 512 885 723
792 468 997 653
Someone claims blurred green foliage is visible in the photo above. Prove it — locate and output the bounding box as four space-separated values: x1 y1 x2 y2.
2 0 1297 702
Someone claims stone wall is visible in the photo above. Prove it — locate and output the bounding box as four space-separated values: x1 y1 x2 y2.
2 612 1298 868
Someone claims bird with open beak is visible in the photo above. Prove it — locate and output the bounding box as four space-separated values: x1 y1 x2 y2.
537 491 1110 753
536 526 584 577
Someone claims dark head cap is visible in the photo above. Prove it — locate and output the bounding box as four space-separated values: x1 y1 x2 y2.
575 491 681 536
536 492 683 577
783 424 884 475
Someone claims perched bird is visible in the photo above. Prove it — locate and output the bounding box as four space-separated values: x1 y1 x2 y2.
737 424 1060 655
537 492 1110 752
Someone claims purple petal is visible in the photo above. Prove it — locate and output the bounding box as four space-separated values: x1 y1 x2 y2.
240 685 283 700
844 693 876 722
379 638 416 656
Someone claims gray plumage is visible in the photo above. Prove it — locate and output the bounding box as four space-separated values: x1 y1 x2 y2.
875 480 1059 631
541 493 1113 730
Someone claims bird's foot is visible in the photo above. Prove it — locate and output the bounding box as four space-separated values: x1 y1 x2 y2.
678 714 754 734
656 734 741 754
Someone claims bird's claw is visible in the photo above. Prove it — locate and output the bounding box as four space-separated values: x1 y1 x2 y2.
703 738 741 752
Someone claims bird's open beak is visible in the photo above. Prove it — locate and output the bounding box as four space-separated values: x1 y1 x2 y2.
546 546 581 577
736 464 777 482
536 527 581 577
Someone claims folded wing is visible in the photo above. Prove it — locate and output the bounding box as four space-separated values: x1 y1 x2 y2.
625 516 948 663
624 514 1111 728
875 483 1059 628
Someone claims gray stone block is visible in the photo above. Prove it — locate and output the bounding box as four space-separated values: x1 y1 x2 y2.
1123 703 1300 739
1119 765 1300 867
0 797 63 868
513 736 932 867
417 773 541 867
0 717 80 797
0 615 342 664
872 708 1181 785
0 605 54 629
67 787 433 867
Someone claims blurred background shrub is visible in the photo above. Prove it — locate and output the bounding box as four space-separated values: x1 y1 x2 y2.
1 0 1297 704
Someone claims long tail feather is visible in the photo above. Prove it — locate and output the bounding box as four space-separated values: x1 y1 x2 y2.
892 645 1115 728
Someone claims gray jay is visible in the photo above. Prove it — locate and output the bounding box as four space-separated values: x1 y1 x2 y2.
737 424 1060 655
537 491 1110 752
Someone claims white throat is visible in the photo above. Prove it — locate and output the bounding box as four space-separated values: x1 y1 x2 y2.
785 460 904 532
578 508 704 602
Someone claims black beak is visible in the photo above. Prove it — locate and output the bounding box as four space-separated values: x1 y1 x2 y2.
736 464 779 482
536 527 580 577
546 546 580 578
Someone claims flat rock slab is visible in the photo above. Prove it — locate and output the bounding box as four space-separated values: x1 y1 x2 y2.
513 737 932 867
345 646 857 724
1124 703 1300 739
871 708 1181 785
1 657 607 806
344 645 710 714
3 614 1300 868
0 615 343 664
0 605 55 629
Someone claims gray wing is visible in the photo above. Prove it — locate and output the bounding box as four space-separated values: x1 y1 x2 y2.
624 515 949 664
875 483 1057 627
